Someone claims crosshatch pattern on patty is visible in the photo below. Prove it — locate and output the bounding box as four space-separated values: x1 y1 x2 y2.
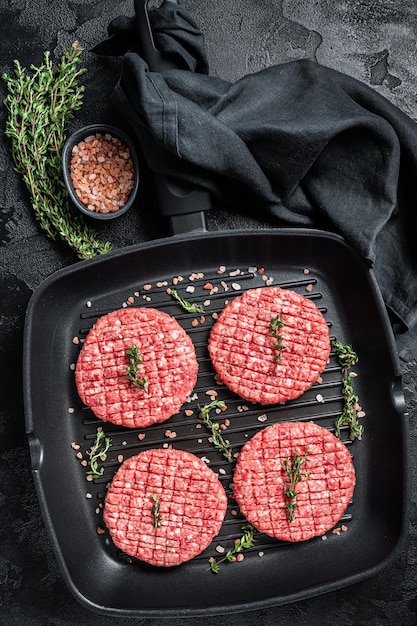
75 307 199 428
233 421 356 543
208 286 331 404
103 448 228 566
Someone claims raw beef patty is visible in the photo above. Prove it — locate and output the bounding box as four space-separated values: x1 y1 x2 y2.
75 307 198 428
103 448 228 566
208 286 330 404
233 421 356 542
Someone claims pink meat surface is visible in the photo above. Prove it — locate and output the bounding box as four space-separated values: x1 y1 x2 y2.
208 286 330 404
75 307 198 428
233 421 356 542
103 448 228 566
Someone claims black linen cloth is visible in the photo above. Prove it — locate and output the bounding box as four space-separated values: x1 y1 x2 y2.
94 0 417 362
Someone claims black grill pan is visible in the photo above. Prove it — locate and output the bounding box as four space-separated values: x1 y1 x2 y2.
23 228 409 618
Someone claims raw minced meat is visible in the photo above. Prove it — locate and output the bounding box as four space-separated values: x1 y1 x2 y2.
208 286 330 404
75 307 198 428
233 421 356 542
103 448 228 566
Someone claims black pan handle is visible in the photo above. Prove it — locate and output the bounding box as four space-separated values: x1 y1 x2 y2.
134 0 209 234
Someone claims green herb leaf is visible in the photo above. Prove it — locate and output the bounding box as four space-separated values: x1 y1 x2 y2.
283 449 310 522
2 42 111 259
197 400 233 462
332 340 364 441
269 314 287 363
126 345 148 390
86 430 112 479
209 523 257 573
150 494 164 528
169 288 204 313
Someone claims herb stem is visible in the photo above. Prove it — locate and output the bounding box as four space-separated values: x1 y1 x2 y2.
209 523 257 573
169 288 204 313
86 430 112 479
283 449 310 522
332 340 364 440
269 314 287 363
2 42 111 259
150 494 164 528
126 345 148 390
197 401 233 462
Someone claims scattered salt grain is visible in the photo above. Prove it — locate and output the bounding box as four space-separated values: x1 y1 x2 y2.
316 394 324 403
231 283 241 291
216 545 225 554
258 414 268 423
86 300 92 308
86 493 93 499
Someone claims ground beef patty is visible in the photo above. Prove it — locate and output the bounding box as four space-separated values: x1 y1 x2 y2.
208 286 330 404
233 421 355 542
103 448 228 566
75 307 198 428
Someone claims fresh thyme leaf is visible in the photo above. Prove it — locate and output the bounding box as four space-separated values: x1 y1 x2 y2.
2 42 111 259
269 314 287 362
170 288 204 313
209 523 257 573
283 449 310 522
197 400 233 462
126 345 148 390
86 430 112 479
150 494 164 528
332 340 364 441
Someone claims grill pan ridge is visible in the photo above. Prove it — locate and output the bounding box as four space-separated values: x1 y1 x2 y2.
23 228 409 617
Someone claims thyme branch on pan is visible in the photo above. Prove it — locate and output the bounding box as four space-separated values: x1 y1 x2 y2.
197 400 233 462
332 340 365 441
86 430 112 479
284 449 310 522
269 315 287 362
209 523 257 573
169 288 204 313
2 42 111 259
150 494 165 528
126 345 148 390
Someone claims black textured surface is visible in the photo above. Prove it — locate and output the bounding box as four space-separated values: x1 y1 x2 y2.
1 1 417 625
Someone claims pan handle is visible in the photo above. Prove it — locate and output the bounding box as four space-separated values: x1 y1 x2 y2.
134 0 210 234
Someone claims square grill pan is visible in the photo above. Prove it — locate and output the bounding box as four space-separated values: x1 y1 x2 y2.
23 228 409 618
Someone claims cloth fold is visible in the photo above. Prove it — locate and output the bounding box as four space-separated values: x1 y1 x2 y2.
95 0 417 362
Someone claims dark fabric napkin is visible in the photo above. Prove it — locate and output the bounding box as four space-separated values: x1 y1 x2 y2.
94 0 417 362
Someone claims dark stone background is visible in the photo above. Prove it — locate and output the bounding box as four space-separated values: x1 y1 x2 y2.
0 1 416 624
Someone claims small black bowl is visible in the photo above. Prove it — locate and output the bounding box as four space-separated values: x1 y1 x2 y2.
62 124 140 220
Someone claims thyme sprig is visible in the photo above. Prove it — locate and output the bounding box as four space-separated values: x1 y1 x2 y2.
197 400 233 462
169 288 204 313
150 494 165 528
126 345 148 390
269 315 287 362
2 42 111 259
86 430 112 479
283 449 310 522
332 340 364 441
209 523 257 573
